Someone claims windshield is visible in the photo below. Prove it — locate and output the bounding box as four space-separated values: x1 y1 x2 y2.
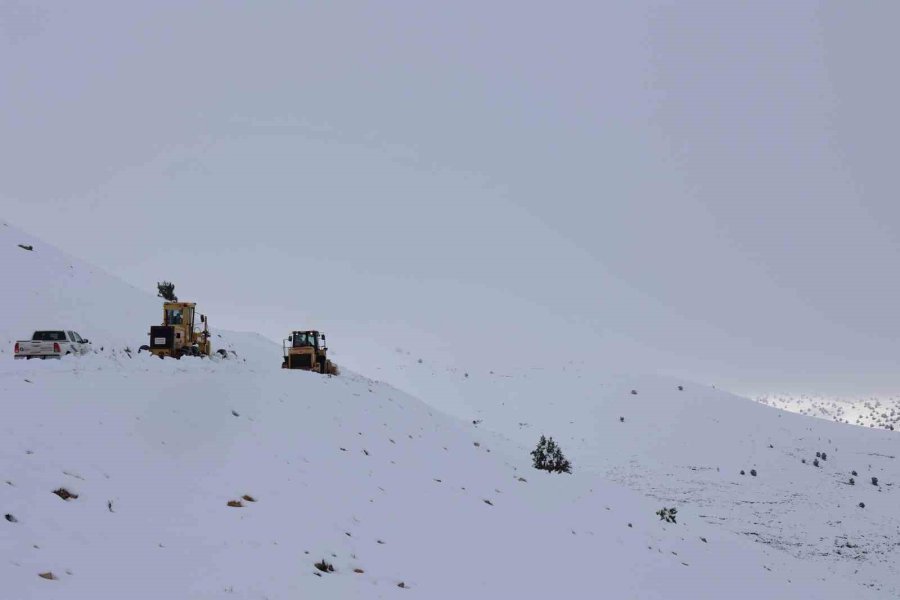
166 309 184 325
292 332 317 348
33 331 67 341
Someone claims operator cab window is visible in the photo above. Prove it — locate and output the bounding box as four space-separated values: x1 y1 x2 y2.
167 309 184 325
293 333 316 348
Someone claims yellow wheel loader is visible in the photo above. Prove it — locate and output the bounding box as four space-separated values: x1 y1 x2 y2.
140 302 222 359
283 330 336 374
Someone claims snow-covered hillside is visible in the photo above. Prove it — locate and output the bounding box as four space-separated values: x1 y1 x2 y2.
1 220 896 599
352 353 900 596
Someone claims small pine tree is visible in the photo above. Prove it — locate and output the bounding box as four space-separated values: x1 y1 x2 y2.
531 435 572 474
656 507 677 523
157 281 177 302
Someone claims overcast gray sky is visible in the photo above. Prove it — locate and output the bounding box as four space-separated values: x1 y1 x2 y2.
3 1 899 394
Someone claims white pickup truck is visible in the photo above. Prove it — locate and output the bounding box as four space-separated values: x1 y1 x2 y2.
14 330 93 359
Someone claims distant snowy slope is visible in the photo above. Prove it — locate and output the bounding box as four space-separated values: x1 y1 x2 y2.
0 219 159 349
757 392 900 431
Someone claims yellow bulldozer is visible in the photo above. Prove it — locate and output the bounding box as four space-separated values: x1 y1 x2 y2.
140 301 224 359
282 330 337 374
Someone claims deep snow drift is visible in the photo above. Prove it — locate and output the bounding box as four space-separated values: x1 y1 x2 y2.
1 220 897 599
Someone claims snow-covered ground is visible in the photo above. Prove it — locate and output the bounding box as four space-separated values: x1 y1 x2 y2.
756 393 900 431
2 219 898 599
348 353 900 595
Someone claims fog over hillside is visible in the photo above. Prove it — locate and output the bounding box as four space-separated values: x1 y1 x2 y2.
3 1 900 394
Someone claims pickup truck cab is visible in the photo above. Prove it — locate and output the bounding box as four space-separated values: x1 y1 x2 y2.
14 330 92 359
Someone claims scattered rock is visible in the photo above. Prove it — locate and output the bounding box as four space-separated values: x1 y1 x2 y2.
227 500 244 508
231 410 240 417
397 581 408 589
5 514 17 523
242 495 256 503
630 390 638 395
353 568 365 574
18 244 34 251
53 488 78 501
483 499 494 506
38 572 56 580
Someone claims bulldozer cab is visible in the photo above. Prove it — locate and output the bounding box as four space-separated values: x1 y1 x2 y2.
283 330 332 373
289 331 320 349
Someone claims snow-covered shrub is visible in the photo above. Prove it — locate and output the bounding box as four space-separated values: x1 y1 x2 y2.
314 559 335 573
531 435 572 474
656 507 677 524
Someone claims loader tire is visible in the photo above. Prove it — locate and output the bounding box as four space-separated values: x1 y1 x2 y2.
139 345 150 353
